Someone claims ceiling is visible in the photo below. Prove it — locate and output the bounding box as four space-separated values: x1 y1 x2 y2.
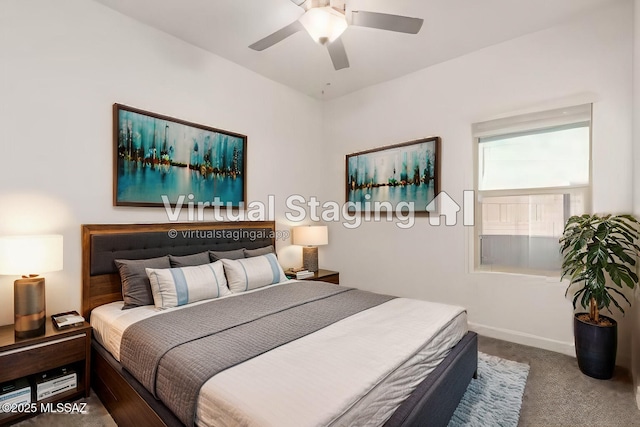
95 0 616 100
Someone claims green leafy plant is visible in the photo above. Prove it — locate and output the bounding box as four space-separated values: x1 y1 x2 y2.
560 214 640 324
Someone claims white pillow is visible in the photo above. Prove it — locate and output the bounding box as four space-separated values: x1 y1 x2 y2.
146 261 230 309
222 253 287 293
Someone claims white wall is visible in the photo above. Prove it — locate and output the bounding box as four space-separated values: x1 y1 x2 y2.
323 1 635 367
0 0 324 325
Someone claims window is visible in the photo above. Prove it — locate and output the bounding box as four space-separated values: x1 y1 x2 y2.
473 104 591 275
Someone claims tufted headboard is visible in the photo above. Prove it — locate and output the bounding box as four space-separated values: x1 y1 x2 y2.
81 221 276 319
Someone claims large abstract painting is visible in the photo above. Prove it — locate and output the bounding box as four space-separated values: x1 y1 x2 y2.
114 104 246 207
346 137 440 212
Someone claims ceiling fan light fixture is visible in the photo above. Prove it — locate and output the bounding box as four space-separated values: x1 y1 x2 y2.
299 7 347 45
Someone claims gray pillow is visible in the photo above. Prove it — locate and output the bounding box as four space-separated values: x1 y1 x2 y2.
244 245 275 258
209 248 245 261
114 256 171 309
169 251 211 267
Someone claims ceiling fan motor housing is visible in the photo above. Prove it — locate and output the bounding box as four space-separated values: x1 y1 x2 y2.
295 0 346 13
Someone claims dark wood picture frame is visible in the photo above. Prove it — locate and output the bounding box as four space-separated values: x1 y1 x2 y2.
346 136 440 212
113 104 247 208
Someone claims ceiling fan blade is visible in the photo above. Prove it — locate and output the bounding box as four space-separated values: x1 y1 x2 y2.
351 11 423 34
327 38 349 70
249 21 304 51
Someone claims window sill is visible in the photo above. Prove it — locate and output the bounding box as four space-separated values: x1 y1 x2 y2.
473 266 562 281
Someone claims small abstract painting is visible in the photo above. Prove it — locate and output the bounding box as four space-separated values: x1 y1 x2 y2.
346 137 440 212
113 104 246 207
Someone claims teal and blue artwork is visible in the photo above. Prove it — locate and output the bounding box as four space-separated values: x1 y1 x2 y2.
346 137 439 212
114 104 246 207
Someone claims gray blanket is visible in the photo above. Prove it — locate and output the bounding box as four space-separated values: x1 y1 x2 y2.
120 281 395 426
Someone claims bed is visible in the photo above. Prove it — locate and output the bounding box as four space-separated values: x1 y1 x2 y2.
82 221 477 427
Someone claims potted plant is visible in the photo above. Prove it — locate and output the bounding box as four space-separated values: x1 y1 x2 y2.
560 214 640 379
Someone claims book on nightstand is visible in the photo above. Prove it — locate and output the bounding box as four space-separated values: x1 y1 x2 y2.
286 267 307 279
51 311 84 330
296 271 315 279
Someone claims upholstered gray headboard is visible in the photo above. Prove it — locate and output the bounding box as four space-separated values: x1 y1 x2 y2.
90 227 274 276
82 221 276 318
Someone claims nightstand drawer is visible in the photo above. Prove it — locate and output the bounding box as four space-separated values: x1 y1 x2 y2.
321 274 339 284
0 333 87 383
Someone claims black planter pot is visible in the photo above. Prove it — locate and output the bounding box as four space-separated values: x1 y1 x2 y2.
574 313 617 380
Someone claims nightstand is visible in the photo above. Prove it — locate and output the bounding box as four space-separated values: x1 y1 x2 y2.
0 319 91 424
296 269 340 285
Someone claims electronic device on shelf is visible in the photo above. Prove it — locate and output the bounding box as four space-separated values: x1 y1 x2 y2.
0 378 31 411
35 367 77 401
51 311 84 330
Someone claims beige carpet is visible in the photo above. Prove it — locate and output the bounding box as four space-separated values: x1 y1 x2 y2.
479 336 640 427
12 391 115 427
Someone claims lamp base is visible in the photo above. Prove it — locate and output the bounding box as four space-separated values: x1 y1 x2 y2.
14 276 46 339
302 246 319 272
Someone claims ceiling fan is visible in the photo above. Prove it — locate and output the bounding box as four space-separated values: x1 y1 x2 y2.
249 0 424 70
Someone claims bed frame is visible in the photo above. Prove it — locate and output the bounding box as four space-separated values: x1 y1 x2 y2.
81 221 477 427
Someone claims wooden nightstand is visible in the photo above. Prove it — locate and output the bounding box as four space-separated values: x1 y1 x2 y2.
0 319 91 424
293 269 340 285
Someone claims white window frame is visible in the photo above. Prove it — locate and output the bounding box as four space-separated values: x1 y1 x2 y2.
472 104 593 276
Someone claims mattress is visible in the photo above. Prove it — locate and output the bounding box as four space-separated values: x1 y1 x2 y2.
91 282 467 427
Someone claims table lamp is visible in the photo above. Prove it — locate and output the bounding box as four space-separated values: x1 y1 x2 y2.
0 235 63 338
292 225 328 272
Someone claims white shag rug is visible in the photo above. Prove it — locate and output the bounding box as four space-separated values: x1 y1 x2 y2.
448 352 530 427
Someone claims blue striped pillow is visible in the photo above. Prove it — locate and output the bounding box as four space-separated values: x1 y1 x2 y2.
222 253 288 293
145 261 230 309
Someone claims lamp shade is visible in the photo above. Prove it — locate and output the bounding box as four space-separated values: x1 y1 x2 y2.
292 226 328 246
0 235 63 275
299 7 348 45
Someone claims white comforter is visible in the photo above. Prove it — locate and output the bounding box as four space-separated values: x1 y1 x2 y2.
91 282 467 427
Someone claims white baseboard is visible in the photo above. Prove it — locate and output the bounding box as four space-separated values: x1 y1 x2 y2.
469 322 575 357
